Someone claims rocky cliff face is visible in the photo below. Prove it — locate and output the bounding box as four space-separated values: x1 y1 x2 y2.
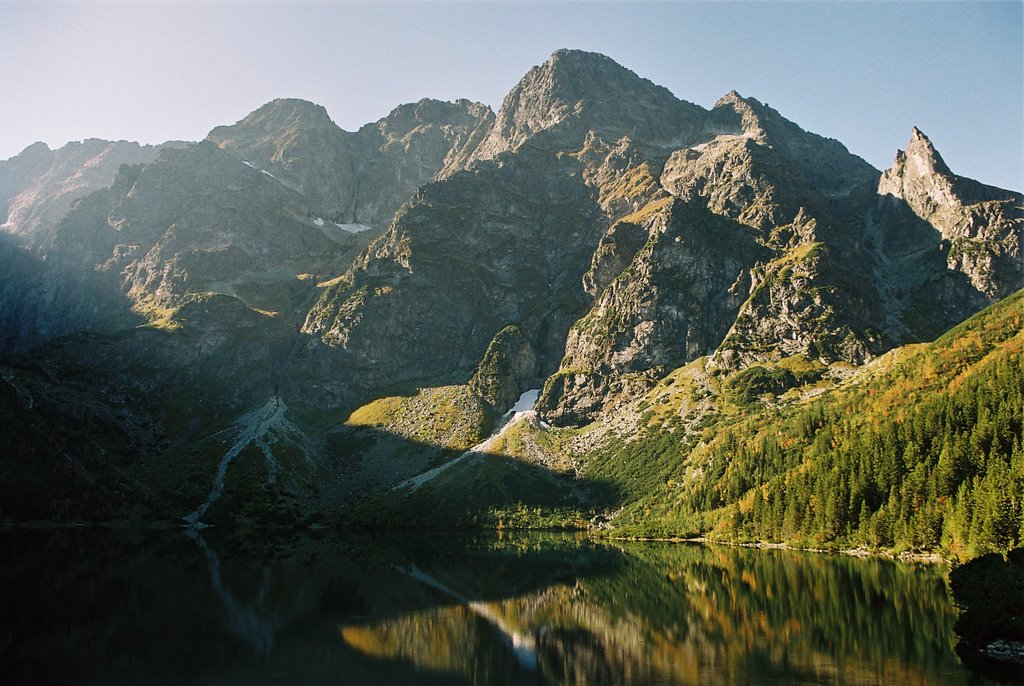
0 138 180 250
1 49 1021 522
535 88 1021 423
535 85 883 422
538 199 766 424
296 51 716 408
297 145 605 407
208 97 492 230
877 126 1022 302
12 141 355 350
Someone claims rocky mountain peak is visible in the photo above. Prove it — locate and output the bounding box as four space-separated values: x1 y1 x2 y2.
0 142 54 209
11 141 52 159
707 90 766 140
466 49 703 164
545 47 636 76
878 126 956 203
234 97 335 132
711 90 833 152
375 98 491 139
207 97 340 158
3 48 1023 537
206 95 492 230
904 126 953 176
877 126 1022 303
1 138 175 250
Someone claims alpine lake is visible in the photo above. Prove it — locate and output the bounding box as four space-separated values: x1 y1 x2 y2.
0 528 1013 685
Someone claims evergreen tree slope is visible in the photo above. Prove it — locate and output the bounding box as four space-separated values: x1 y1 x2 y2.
586 289 1023 559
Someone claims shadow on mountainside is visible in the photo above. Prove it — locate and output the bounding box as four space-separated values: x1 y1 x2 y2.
0 344 619 529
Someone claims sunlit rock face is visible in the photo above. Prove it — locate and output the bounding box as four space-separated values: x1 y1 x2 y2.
463 48 706 166
207 97 492 230
0 138 181 250
536 97 1020 423
878 127 1022 302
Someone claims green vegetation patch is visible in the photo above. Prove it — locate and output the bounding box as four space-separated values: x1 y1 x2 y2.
589 290 1024 561
346 384 495 453
724 362 825 405
344 451 599 531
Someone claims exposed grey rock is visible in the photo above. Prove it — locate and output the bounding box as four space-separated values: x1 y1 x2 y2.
983 639 1024 664
297 146 604 405
296 51 719 409
878 126 1022 302
0 138 181 250
2 48 1023 521
464 49 705 167
538 199 765 424
208 97 491 230
469 324 539 412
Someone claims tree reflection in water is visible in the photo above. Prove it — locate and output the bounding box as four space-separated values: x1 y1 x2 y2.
0 531 995 685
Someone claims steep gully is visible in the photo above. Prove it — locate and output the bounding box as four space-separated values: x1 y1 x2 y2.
184 396 315 526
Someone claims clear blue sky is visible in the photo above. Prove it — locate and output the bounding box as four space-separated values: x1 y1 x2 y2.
1 1 1021 190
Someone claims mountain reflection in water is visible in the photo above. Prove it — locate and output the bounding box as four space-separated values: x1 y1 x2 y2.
0 530 995 685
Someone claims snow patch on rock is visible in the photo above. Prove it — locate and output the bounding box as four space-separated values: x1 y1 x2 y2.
333 222 373 233
507 388 539 415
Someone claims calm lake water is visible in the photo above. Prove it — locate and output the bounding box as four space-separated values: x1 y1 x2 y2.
0 529 1002 685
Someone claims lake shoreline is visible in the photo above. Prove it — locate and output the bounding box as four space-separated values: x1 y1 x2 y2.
0 518 961 566
605 535 950 565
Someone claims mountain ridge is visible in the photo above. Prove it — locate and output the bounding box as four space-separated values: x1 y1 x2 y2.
0 50 1020 560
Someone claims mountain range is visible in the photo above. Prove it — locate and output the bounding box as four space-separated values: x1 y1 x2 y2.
1 49 1020 560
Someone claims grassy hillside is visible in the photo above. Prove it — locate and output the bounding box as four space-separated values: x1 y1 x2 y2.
334 290 1022 561
587 289 1022 560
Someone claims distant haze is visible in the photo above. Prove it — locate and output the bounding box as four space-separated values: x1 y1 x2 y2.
1 1 1021 191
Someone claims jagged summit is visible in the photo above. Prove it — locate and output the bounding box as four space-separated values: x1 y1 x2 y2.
206 98 341 165
879 126 966 204
224 97 337 132
466 48 704 164
373 97 491 142
548 48 651 81
876 126 1022 301
0 138 177 250
204 95 491 227
207 98 342 164
712 89 753 114
11 141 51 156
710 89 858 161
548 47 607 62
904 126 953 177
540 48 684 111
382 97 489 121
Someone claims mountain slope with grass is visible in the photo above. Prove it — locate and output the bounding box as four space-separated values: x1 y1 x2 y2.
479 289 1022 560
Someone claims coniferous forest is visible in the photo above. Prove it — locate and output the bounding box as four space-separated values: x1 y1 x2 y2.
591 291 1023 562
